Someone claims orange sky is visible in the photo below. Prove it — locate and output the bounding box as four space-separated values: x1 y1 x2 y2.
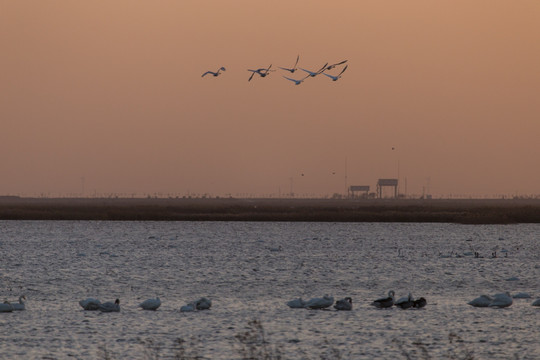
1 1 540 198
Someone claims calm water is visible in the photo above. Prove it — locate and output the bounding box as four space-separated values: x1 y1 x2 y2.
0 221 539 359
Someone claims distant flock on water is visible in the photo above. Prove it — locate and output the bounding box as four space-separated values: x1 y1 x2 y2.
201 55 348 84
2 292 540 313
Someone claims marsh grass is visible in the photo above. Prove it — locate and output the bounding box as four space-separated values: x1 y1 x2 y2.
392 332 474 360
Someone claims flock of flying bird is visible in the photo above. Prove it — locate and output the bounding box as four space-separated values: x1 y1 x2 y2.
201 56 348 84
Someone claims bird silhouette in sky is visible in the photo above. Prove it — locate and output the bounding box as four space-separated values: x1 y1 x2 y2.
279 55 300 73
201 67 226 77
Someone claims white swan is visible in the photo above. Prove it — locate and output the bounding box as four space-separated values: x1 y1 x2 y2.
324 60 348 71
98 299 120 312
201 67 226 77
283 75 308 85
195 297 211 310
286 297 306 308
371 290 395 308
489 292 513 308
278 55 300 73
139 297 161 311
299 63 328 77
79 297 101 311
322 65 348 81
10 295 26 311
334 297 352 311
468 295 493 307
532 298 540 306
0 302 13 312
395 293 414 309
180 303 196 312
247 64 274 81
304 295 334 309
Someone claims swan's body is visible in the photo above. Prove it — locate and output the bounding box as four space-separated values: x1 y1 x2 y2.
180 303 196 312
286 298 306 308
139 297 161 310
371 290 395 308
247 65 273 81
99 299 120 312
334 297 352 311
283 76 308 85
468 295 493 307
299 63 328 77
79 298 101 311
489 292 513 308
413 297 427 308
201 67 226 77
278 55 300 73
532 298 540 306
322 65 348 81
195 297 211 310
0 302 13 312
305 295 334 309
9 295 26 311
512 292 531 299
395 293 415 309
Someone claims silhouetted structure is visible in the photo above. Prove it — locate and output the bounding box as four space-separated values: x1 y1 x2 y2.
377 179 398 199
348 185 370 198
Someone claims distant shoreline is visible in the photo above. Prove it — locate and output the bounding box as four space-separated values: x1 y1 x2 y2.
1 197 540 224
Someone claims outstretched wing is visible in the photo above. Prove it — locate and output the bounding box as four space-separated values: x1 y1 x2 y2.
337 64 348 76
201 71 213 77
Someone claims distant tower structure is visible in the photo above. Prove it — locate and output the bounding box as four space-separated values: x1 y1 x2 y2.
348 185 370 199
377 179 398 199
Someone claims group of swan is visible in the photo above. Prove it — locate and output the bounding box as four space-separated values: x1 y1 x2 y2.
180 297 212 312
79 298 121 312
286 295 352 311
370 291 427 309
78 296 211 313
0 295 26 312
202 56 348 84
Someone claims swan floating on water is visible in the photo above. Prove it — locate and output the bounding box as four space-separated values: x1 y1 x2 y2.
139 297 161 310
79 298 101 311
334 297 352 311
0 301 13 312
304 295 334 309
371 290 395 309
532 299 540 306
286 298 306 308
395 293 415 309
413 297 427 308
512 292 531 299
489 293 513 308
180 303 196 312
9 295 26 311
195 297 212 310
99 299 120 312
468 295 493 307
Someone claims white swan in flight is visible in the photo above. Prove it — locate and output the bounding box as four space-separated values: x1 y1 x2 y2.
201 67 226 77
299 63 328 77
139 297 161 310
283 75 308 85
371 290 395 308
304 295 334 309
247 64 274 81
195 297 212 310
322 65 348 81
79 298 101 311
0 302 13 312
325 60 348 71
10 295 26 311
99 299 120 312
286 297 306 308
489 292 513 308
334 297 352 311
279 55 300 73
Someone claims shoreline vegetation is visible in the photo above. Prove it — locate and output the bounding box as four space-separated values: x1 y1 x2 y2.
1 197 540 224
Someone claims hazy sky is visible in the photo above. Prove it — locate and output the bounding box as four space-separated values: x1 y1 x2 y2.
2 1 540 198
